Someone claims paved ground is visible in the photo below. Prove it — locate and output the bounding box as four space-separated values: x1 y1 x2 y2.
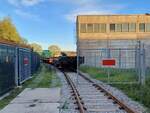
0 88 60 113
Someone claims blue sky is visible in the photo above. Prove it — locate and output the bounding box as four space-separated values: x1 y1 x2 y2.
0 0 150 51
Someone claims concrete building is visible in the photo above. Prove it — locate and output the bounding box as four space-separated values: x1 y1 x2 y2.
76 14 150 68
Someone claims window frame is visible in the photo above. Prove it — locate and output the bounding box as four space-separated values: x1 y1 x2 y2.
129 23 136 32
115 24 122 32
139 23 145 32
146 23 150 32
110 24 115 32
80 23 87 33
87 24 94 33
122 23 129 32
100 23 106 33
93 23 100 33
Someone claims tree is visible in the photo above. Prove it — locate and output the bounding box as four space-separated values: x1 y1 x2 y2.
20 38 28 45
30 43 42 53
41 50 52 58
48 45 61 57
0 17 22 43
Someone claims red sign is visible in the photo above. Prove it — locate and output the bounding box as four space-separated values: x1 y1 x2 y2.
24 58 29 65
102 59 116 66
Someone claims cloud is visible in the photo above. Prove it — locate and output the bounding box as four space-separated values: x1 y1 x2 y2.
64 0 126 22
8 0 45 7
7 0 19 6
21 0 44 6
65 10 112 22
48 0 96 6
15 9 41 22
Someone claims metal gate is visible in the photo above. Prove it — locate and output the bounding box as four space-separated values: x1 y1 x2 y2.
31 52 40 74
0 44 16 95
18 47 31 84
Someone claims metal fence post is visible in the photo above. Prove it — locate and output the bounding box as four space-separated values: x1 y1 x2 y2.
77 40 79 86
95 51 96 67
140 43 146 85
15 46 19 86
107 48 110 58
119 48 121 69
135 46 137 73
137 41 141 83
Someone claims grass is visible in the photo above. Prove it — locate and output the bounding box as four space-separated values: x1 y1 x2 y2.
80 66 138 83
0 64 61 110
112 81 150 110
80 66 150 111
27 65 61 88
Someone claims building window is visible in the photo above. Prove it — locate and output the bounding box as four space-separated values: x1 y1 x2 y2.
146 23 150 32
94 24 99 33
100 24 106 33
139 23 145 32
87 24 93 33
110 24 115 32
122 23 129 32
80 24 86 33
115 24 122 32
129 23 136 32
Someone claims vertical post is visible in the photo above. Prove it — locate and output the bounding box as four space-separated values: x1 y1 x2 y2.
107 68 110 84
15 46 19 86
119 48 121 69
107 48 110 83
135 45 137 73
107 48 110 58
95 51 96 67
76 20 79 86
140 43 145 85
138 41 141 83
77 42 79 86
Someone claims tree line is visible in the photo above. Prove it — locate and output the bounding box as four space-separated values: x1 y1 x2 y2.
0 17 25 44
0 17 61 57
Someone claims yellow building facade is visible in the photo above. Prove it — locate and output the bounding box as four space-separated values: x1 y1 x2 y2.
77 14 150 40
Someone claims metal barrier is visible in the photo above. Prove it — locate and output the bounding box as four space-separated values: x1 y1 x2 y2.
18 47 31 84
80 48 139 69
31 52 40 74
78 40 146 84
0 42 40 96
0 44 16 95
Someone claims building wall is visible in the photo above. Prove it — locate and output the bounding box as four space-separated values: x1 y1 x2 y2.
77 15 150 68
77 14 150 40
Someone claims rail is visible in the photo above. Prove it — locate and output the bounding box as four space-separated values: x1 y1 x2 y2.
79 72 137 113
63 71 86 113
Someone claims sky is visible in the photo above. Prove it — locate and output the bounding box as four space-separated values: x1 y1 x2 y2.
0 0 150 51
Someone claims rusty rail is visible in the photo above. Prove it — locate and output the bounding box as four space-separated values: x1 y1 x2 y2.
63 72 85 113
79 72 137 113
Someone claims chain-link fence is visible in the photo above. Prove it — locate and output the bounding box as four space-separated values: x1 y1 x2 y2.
78 40 148 84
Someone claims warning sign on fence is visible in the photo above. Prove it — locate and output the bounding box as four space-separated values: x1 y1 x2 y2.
24 58 29 65
101 59 116 67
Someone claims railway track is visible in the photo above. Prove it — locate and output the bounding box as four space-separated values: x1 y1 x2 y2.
62 71 137 113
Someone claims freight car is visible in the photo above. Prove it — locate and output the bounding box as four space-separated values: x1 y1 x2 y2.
42 57 58 64
53 53 84 70
0 41 40 96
